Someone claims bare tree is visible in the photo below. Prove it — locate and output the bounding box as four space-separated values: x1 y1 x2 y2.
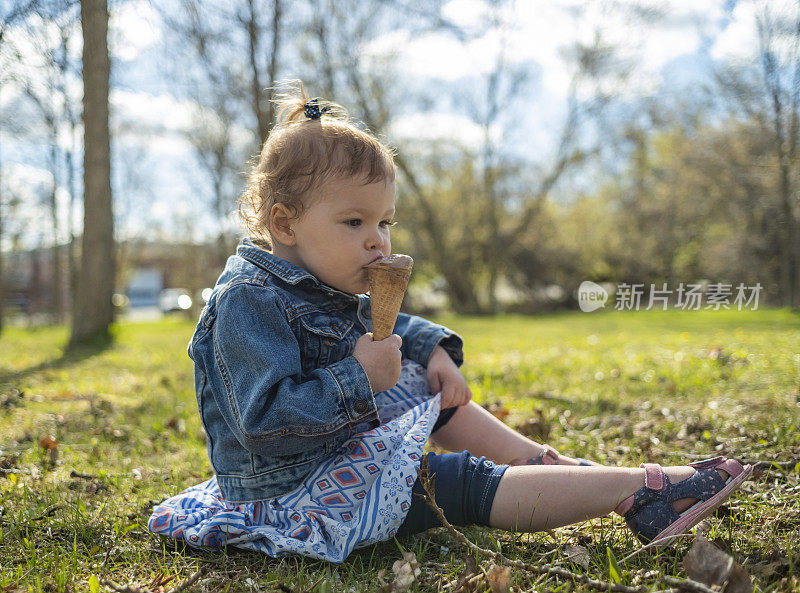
240 0 282 144
714 1 800 308
0 0 47 333
70 0 113 346
159 0 283 261
0 2 80 325
755 3 800 308
189 98 242 266
0 142 5 334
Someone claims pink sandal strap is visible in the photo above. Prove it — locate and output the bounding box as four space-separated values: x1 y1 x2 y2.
688 456 746 480
642 463 667 491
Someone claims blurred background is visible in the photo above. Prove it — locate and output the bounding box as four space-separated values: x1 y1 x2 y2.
1 0 798 343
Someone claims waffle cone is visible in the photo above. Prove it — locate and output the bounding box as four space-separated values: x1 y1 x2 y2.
366 255 413 341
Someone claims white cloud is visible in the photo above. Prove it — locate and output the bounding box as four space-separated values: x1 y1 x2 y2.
711 0 798 66
109 0 163 62
111 90 197 156
441 0 490 31
389 111 490 148
711 3 758 62
109 89 256 160
370 0 727 99
112 89 195 134
0 162 78 249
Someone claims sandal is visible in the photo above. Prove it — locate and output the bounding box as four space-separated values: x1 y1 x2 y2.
614 456 753 547
510 448 600 467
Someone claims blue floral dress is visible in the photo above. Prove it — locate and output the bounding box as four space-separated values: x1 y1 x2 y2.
148 360 440 562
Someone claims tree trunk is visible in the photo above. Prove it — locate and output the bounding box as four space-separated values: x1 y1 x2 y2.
265 0 281 130
758 9 798 308
48 140 63 323
0 142 4 336
244 0 267 145
67 138 78 308
70 0 114 347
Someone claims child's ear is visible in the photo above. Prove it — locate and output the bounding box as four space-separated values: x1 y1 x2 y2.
269 203 297 246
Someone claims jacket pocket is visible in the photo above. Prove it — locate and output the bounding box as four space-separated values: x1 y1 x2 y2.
297 311 354 375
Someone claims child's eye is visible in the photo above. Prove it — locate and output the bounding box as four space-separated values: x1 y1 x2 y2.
345 219 362 227
380 220 397 228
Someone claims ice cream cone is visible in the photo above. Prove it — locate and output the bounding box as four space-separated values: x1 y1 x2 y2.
366 254 413 341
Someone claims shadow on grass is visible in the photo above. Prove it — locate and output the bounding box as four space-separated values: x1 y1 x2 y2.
0 334 113 387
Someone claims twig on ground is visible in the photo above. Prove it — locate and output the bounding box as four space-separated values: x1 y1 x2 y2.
527 391 578 405
100 544 116 577
169 566 207 592
31 505 61 521
443 570 484 592
749 459 800 477
663 576 722 593
298 574 326 593
99 578 149 593
100 566 206 593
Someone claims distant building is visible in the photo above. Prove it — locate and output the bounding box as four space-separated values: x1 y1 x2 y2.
2 232 240 321
126 268 162 308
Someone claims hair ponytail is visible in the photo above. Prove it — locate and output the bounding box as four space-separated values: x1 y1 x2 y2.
273 80 348 126
238 80 396 250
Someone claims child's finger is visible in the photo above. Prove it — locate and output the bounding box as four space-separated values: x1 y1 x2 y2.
441 382 456 408
384 334 402 349
463 385 473 404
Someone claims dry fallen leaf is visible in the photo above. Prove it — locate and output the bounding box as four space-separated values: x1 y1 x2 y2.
486 564 511 593
390 551 421 592
683 536 754 593
517 410 551 441
38 435 58 450
38 435 58 463
482 401 511 421
453 555 479 593
376 569 389 590
564 544 591 569
166 417 187 434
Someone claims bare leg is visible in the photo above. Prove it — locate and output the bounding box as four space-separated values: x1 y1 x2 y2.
430 401 584 465
488 465 725 532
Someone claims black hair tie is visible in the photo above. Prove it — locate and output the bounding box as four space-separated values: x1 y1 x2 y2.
304 98 330 120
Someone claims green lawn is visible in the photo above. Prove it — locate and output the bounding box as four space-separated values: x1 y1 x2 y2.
1 309 798 592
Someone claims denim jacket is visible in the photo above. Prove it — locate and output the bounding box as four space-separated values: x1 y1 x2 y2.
189 239 464 502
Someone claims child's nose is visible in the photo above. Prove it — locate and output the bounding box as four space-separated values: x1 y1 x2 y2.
365 227 386 250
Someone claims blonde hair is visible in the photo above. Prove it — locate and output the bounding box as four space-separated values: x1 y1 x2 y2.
238 80 396 249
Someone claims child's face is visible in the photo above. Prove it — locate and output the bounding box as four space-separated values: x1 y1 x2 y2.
286 176 395 295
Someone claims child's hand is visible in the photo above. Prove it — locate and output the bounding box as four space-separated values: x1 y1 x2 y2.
427 345 472 408
353 333 402 394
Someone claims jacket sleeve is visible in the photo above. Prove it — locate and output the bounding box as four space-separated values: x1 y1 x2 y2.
208 283 378 457
392 312 464 368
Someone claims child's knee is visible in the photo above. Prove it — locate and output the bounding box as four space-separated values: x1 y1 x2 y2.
397 451 508 535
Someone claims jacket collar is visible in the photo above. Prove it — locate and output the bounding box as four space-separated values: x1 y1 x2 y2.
237 238 359 301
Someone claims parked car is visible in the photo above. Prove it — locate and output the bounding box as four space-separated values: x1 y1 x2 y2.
159 288 192 314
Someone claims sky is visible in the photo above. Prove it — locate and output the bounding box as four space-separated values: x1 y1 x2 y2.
0 0 794 249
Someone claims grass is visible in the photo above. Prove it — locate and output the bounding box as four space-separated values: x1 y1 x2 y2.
0 308 798 592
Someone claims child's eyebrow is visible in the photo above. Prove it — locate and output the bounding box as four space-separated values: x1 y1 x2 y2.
337 207 395 216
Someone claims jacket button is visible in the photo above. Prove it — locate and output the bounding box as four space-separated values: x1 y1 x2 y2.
353 399 369 414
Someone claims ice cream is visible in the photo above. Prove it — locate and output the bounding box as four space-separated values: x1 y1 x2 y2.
365 254 413 341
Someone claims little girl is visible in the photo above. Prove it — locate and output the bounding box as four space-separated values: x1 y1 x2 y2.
148 82 752 562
